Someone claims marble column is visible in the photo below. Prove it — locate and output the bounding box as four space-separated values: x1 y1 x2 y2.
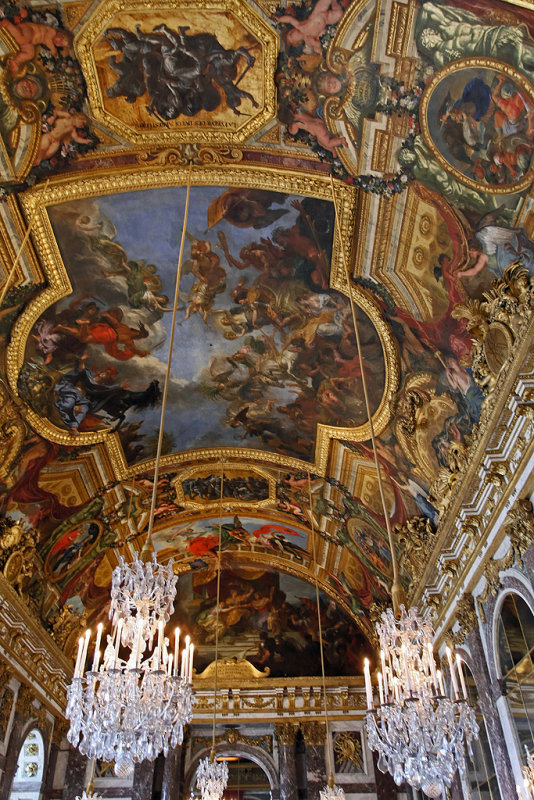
42 742 60 800
466 625 517 799
62 747 87 800
275 723 298 800
0 712 25 800
161 745 183 800
132 759 155 800
300 722 327 800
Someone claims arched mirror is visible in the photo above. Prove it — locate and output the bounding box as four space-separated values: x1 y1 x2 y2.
192 756 272 800
497 593 534 773
9 728 45 800
463 662 501 799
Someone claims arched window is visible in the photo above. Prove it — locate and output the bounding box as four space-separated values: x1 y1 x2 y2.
497 593 534 774
463 662 501 799
9 728 45 800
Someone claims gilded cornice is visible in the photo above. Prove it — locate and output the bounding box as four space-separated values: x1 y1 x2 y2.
0 572 71 715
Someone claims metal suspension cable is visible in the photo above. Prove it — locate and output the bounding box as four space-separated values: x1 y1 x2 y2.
211 462 225 760
329 175 405 614
308 472 335 785
141 161 193 559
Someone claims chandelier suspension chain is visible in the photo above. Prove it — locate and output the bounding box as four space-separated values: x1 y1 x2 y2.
307 471 334 783
143 160 193 557
212 462 225 756
329 175 403 611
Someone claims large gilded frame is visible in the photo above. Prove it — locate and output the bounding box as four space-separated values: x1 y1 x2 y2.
75 0 278 146
419 58 534 195
8 163 400 477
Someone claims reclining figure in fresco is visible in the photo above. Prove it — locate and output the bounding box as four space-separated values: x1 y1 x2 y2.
105 23 258 119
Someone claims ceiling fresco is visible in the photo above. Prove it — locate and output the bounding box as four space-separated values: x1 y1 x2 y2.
1 0 534 678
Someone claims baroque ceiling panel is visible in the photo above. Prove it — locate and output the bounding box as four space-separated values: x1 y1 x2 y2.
0 0 533 678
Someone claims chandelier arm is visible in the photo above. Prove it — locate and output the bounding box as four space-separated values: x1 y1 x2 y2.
329 175 404 614
142 160 194 559
307 471 334 783
211 461 225 758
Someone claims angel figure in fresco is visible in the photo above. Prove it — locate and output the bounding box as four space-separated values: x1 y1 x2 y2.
275 0 345 54
33 110 92 165
54 305 150 360
0 19 72 74
182 239 227 324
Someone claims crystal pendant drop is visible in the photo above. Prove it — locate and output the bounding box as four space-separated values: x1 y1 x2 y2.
319 782 346 800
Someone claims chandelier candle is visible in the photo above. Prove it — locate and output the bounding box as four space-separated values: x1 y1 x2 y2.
364 605 479 799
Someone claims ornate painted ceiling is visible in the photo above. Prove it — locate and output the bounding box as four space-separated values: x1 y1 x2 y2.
1 0 534 679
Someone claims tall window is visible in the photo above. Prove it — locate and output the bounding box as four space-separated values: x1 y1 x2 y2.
463 663 501 799
9 728 45 800
497 593 534 776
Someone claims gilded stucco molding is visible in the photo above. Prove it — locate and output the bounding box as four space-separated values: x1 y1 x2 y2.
393 516 436 590
193 729 273 754
0 572 71 715
450 593 478 646
410 278 534 622
274 722 299 746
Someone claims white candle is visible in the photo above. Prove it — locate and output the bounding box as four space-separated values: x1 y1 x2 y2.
114 619 123 668
380 650 388 700
377 671 384 706
428 643 438 695
92 623 103 671
437 669 445 696
182 636 190 678
188 643 195 682
363 658 373 709
80 629 91 677
74 636 84 677
446 647 460 700
174 627 180 677
456 654 468 700
167 654 173 676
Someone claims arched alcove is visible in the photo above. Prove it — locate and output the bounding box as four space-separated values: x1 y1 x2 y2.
9 728 45 800
186 742 279 800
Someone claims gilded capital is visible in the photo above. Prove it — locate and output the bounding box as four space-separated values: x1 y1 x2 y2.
275 722 298 746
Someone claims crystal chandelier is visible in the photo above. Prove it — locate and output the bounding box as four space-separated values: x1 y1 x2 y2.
364 605 479 798
195 467 229 800
67 164 196 776
66 555 195 776
520 746 534 799
196 753 229 800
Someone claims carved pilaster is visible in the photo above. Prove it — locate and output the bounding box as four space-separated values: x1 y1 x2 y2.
15 684 35 719
52 718 69 747
300 721 326 746
505 498 534 568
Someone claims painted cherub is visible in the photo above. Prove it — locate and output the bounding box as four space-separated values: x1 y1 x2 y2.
276 0 344 54
0 20 72 74
34 110 92 165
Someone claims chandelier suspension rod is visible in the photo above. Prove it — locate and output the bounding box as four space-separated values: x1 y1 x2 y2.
142 161 193 559
307 471 334 785
329 175 404 614
211 462 225 760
